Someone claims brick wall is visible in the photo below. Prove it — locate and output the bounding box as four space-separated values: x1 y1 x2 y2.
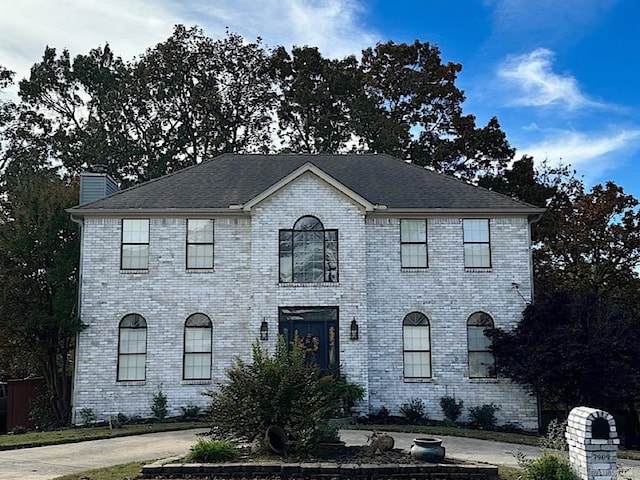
73 173 537 429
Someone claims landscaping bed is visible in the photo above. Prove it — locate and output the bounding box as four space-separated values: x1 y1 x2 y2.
141 445 499 479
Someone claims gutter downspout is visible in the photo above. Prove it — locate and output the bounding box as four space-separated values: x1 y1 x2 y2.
70 214 84 425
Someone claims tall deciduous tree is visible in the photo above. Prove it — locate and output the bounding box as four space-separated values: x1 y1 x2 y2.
271 46 362 153
355 40 514 179
0 164 82 424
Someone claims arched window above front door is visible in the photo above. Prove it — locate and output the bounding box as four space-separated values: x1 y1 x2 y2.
279 216 338 283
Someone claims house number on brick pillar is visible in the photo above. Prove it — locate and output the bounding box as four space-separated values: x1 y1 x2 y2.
565 406 619 480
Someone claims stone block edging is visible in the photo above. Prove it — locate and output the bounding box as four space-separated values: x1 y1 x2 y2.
140 459 499 479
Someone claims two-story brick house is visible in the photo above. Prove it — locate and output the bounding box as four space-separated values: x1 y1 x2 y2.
68 153 543 429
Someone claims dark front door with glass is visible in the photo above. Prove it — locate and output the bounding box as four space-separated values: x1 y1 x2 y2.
279 307 339 373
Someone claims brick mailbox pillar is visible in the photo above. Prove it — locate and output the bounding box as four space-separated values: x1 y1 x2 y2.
565 406 619 480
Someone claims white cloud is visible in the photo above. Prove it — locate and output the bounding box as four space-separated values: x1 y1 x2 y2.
0 0 179 83
498 48 600 110
517 129 640 181
0 0 377 86
182 0 378 59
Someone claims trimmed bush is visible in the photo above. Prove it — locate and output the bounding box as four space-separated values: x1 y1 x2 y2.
186 438 238 463
469 403 500 430
439 395 464 422
399 398 426 423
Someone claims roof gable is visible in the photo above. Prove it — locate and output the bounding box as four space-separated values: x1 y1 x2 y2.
238 162 376 212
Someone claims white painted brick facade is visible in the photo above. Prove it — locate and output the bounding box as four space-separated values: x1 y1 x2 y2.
73 173 538 429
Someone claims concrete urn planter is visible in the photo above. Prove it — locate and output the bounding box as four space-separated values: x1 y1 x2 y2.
410 437 445 462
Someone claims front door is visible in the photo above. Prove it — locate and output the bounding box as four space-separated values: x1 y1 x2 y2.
279 307 339 373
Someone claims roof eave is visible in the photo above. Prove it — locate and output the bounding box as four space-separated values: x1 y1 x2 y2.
369 207 546 217
65 207 248 217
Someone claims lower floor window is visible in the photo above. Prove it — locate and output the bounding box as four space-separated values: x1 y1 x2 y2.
467 312 496 378
118 314 147 381
184 313 212 380
403 312 431 378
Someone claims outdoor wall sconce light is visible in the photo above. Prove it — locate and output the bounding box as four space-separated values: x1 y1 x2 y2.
350 318 359 341
260 319 269 341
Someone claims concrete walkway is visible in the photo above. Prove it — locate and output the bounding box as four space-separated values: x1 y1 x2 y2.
0 427 638 479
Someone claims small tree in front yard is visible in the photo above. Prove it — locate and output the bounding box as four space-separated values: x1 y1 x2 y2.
205 336 360 454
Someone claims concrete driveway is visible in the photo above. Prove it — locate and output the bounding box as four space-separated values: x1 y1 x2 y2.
0 428 208 480
0 427 638 479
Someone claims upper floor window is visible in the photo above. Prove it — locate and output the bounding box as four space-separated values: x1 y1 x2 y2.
403 312 431 378
467 312 496 378
463 219 491 268
184 313 212 380
279 216 338 283
187 219 214 269
401 219 428 268
121 219 149 270
117 314 147 381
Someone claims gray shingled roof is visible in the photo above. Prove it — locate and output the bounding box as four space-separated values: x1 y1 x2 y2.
69 153 543 214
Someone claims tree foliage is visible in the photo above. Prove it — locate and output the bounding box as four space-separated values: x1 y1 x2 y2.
0 164 83 424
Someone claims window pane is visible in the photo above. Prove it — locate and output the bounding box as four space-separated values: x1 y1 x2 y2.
324 230 338 282
120 329 146 353
469 351 494 378
122 245 149 269
401 220 426 242
468 326 491 350
185 328 211 352
188 219 213 243
463 219 488 242
187 245 213 269
401 244 427 268
279 231 292 282
403 325 430 350
118 354 145 381
293 230 324 282
464 244 490 268
404 352 431 377
186 314 211 328
122 219 149 243
294 216 322 230
121 314 146 328
184 353 211 379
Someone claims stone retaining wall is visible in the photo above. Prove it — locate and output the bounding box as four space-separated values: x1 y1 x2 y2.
141 460 499 479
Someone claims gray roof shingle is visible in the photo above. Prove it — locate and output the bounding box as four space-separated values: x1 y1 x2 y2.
69 153 543 215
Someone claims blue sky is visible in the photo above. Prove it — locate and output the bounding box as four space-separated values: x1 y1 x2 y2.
1 0 639 199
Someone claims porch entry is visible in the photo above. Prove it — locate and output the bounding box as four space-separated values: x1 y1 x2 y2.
278 307 339 372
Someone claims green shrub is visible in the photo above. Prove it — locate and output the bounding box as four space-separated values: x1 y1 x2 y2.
399 398 426 423
519 452 575 480
151 385 168 421
181 404 201 420
335 378 365 415
540 418 569 451
205 337 362 454
185 438 239 463
439 395 464 422
79 408 96 426
468 403 500 430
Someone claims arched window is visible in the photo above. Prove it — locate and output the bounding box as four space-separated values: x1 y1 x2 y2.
403 312 431 378
279 216 338 283
118 314 147 381
183 313 212 380
467 312 496 378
